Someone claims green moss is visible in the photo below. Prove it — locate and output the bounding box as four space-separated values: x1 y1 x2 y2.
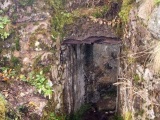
46 0 74 41
91 5 109 18
50 11 74 41
155 0 160 5
66 104 91 120
41 96 65 120
127 56 135 64
29 27 52 50
12 13 19 23
114 21 123 37
135 110 144 117
29 34 37 48
15 37 20 51
19 0 35 6
133 74 142 84
0 93 6 120
10 56 22 72
124 111 132 120
114 115 124 120
47 112 65 120
32 55 41 70
119 0 134 23
10 56 20 67
43 66 51 74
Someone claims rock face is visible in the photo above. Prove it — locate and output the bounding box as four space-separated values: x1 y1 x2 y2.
63 41 120 114
0 0 51 119
0 0 121 119
62 19 121 114
148 6 160 39
0 0 52 69
119 1 160 120
137 0 160 39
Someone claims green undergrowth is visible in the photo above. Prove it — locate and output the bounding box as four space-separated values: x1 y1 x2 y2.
20 70 53 99
18 0 35 6
114 115 124 120
46 0 73 41
47 0 110 42
66 104 91 120
70 3 109 19
42 104 91 120
0 67 17 81
48 112 66 120
0 16 11 40
119 0 134 23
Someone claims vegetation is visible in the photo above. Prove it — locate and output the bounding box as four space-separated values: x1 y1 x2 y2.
0 67 17 81
51 11 73 40
91 6 108 18
48 112 65 120
119 0 134 23
155 0 160 5
48 0 109 41
19 0 35 6
20 71 53 99
15 37 21 51
124 111 132 120
0 93 6 120
47 0 73 41
0 16 11 40
114 115 124 120
67 104 91 120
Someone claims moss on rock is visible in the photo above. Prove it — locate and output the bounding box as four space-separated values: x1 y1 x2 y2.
119 0 135 23
0 94 6 120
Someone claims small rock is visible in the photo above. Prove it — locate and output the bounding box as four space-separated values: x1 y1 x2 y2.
143 68 153 81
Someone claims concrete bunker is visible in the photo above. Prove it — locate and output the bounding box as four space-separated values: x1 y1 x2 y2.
61 18 121 115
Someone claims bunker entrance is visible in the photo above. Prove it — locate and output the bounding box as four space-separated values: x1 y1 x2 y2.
61 36 121 115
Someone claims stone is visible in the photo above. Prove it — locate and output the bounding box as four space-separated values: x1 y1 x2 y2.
148 5 160 39
138 0 154 24
143 68 153 81
23 57 31 65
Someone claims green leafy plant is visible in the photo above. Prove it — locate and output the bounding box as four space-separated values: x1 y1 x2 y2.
20 71 53 99
0 16 10 40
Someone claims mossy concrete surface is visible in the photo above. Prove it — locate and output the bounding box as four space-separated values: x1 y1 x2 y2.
0 94 6 120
